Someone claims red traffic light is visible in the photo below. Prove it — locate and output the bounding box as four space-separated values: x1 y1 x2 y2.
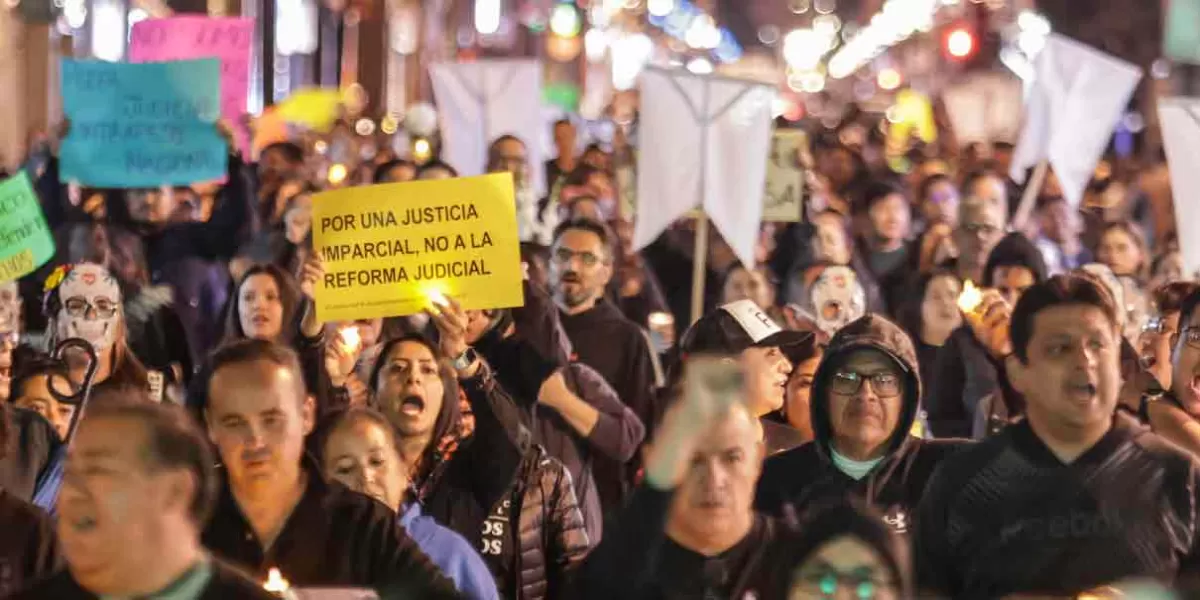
944 27 976 60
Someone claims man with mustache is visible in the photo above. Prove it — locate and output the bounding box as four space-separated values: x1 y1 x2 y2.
200 339 460 598
550 218 659 526
915 275 1200 597
755 313 966 536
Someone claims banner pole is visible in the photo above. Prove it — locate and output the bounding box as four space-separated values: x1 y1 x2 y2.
690 213 709 325
1011 159 1049 232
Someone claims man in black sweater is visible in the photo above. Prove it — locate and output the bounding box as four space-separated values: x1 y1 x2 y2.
915 275 1200 597
550 218 659 517
756 313 965 535
575 357 778 599
199 340 460 598
11 400 272 599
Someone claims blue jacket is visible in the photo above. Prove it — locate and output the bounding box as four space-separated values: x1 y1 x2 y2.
401 502 499 600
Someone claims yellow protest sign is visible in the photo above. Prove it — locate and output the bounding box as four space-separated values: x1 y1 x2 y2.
313 173 525 321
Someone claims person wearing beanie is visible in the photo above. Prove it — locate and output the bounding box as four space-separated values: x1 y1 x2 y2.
926 232 1047 438
755 314 966 536
766 500 912 599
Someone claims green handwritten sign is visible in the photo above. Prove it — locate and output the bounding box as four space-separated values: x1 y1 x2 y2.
0 172 55 282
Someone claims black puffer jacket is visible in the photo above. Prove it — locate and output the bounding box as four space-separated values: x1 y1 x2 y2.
513 447 592 600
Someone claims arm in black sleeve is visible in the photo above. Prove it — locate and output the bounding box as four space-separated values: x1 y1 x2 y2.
568 365 646 463
926 332 970 438
185 154 258 261
34 154 68 230
622 334 661 437
459 360 532 511
913 466 958 597
574 484 673 599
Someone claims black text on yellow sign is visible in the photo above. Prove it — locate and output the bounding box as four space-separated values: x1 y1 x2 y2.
312 173 525 322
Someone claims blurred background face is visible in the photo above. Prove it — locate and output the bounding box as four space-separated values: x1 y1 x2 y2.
723 267 773 309
1038 199 1077 244
813 215 851 266
785 351 822 437
418 166 456 181
789 536 899 600
550 229 613 311
826 350 904 459
322 417 407 511
954 201 1006 272
237 274 284 340
1141 310 1180 390
375 341 445 439
990 266 1036 308
283 194 313 244
125 187 181 224
491 138 528 183
1172 307 1200 414
12 373 76 439
668 406 763 544
0 282 16 400
966 174 1008 213
206 361 313 496
1097 228 1143 277
921 275 962 336
923 179 959 226
380 163 416 184
59 416 174 595
867 194 911 243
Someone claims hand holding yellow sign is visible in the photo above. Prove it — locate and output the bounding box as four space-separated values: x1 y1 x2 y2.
312 173 525 322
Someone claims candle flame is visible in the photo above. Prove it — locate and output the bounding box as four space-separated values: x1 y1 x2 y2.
957 280 983 314
263 568 290 593
427 289 450 308
339 326 361 352
648 312 674 328
327 163 348 185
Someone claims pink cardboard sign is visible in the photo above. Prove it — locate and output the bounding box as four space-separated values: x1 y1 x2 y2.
129 16 253 157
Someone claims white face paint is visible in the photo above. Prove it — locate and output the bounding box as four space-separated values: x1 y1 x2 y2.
0 280 19 334
55 263 122 352
807 266 866 337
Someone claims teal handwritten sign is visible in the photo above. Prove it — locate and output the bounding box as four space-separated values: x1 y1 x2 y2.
59 58 225 188
0 172 55 282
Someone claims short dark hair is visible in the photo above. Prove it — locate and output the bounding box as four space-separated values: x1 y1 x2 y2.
551 217 615 260
1010 274 1120 363
860 179 907 211
917 173 953 202
1176 288 1200 336
416 160 459 179
373 159 415 184
207 339 307 401
1154 282 1200 318
83 399 218 527
261 142 305 165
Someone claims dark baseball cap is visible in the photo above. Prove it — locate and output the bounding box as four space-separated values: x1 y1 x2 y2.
680 300 814 357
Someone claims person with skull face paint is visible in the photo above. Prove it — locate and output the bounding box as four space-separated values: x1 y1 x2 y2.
42 262 151 398
755 314 967 537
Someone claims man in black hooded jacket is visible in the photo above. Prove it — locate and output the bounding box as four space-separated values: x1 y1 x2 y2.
755 313 966 536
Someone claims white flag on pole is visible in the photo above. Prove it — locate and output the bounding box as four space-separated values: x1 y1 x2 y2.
1158 97 1200 277
429 60 548 196
633 67 775 267
1009 34 1142 207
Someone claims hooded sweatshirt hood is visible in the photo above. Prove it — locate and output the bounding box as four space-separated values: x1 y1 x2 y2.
810 313 922 461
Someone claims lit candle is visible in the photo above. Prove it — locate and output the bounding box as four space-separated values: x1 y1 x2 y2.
327 163 348 185
427 289 450 308
263 568 290 596
957 280 984 315
339 325 361 353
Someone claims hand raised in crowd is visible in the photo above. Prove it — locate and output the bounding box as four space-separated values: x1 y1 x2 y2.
424 295 487 379
324 326 363 389
965 288 1013 359
299 253 326 338
644 356 746 490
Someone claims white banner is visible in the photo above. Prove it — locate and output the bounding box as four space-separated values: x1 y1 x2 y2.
1158 97 1200 277
633 67 775 267
429 60 548 196
1009 34 1142 207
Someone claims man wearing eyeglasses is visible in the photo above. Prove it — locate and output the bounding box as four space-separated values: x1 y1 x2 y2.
755 313 966 536
952 171 1009 284
550 218 659 528
1143 286 1200 457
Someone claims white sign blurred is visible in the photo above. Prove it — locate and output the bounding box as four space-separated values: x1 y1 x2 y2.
429 60 548 196
1157 97 1200 277
632 67 775 267
1009 34 1142 207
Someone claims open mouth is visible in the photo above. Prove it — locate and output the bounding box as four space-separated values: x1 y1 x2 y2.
1066 380 1098 402
400 395 426 416
251 314 270 326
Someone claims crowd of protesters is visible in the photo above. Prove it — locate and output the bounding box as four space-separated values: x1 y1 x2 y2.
2 104 1200 600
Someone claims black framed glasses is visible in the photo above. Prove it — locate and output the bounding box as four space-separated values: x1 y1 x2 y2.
553 247 606 267
62 296 118 319
830 371 902 398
